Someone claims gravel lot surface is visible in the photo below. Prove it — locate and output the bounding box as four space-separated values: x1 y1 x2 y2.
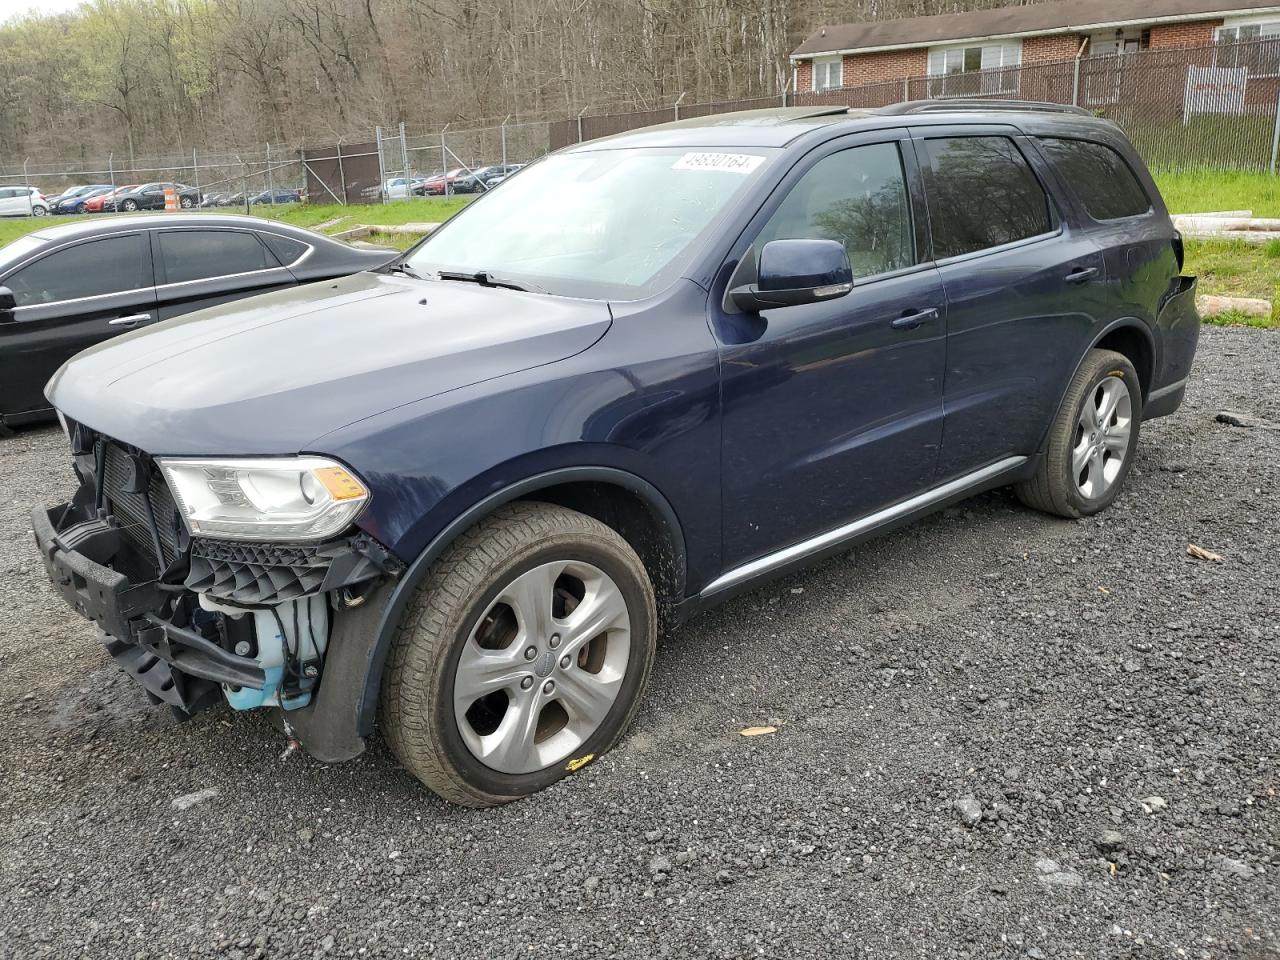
1 326 1277 960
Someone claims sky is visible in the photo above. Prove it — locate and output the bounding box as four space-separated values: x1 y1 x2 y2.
2 0 83 20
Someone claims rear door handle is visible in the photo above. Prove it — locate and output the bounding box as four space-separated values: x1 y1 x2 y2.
108 313 152 326
891 307 940 331
1065 266 1099 284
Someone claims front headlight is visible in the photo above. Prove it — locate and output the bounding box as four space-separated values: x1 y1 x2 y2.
157 456 369 542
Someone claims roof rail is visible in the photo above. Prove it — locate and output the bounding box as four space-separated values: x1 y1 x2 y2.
879 99 1090 117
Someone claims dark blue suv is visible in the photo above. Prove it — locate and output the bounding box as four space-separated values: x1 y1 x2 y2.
33 102 1199 805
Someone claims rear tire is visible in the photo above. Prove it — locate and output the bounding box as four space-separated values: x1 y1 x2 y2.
1016 348 1142 518
380 502 657 806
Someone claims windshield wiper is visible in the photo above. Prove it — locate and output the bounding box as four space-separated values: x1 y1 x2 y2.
435 269 531 292
387 262 424 279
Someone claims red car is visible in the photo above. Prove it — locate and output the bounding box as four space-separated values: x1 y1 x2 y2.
421 169 467 196
83 185 137 213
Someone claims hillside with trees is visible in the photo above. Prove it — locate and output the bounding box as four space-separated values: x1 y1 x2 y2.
0 0 1029 162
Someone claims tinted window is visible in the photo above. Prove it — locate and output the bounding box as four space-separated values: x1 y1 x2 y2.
261 233 308 265
7 234 148 306
756 142 915 278
1037 137 1151 220
158 230 275 284
920 136 1053 259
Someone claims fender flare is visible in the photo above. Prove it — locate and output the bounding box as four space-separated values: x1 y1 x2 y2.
353 465 685 739
1038 317 1155 454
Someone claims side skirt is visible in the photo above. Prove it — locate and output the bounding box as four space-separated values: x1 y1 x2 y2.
676 454 1034 620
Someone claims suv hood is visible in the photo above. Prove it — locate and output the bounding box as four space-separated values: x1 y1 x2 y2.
47 272 611 455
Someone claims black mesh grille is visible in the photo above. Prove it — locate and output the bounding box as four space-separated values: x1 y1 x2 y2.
101 442 182 566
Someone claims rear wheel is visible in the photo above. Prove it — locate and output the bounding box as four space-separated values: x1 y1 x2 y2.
31 204 47 217
180 195 194 208
1016 348 1141 518
380 502 656 806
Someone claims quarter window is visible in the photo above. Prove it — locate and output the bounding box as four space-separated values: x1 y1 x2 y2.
756 142 915 279
6 234 148 306
260 233 309 265
919 136 1052 259
158 230 275 284
1036 138 1150 220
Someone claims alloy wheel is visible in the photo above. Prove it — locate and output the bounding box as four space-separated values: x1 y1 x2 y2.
1073 375 1132 499
452 560 631 775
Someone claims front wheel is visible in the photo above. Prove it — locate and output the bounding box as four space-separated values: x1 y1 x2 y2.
380 502 657 806
180 195 194 208
121 199 138 211
1016 348 1142 518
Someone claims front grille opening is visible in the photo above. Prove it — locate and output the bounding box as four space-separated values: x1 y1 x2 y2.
101 442 181 567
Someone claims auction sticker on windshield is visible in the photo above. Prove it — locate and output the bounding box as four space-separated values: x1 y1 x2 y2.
672 152 765 175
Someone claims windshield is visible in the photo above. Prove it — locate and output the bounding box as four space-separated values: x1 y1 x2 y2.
406 146 776 299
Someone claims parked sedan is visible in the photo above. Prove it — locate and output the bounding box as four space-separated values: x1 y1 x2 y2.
84 185 138 213
451 164 523 194
421 168 467 195
48 184 113 212
111 182 202 211
0 215 394 428
249 189 301 205
55 186 115 215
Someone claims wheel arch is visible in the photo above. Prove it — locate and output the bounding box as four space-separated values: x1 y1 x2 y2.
1040 318 1155 454
356 466 686 740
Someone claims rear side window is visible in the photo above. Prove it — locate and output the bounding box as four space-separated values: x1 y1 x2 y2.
1037 137 1151 220
755 141 915 279
261 233 308 265
919 136 1053 259
158 230 276 284
6 234 149 306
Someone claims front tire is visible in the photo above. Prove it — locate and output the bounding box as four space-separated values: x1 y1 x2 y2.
380 502 657 806
1016 348 1142 518
121 199 138 212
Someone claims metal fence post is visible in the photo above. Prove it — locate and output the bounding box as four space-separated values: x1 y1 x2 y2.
1270 90 1280 174
23 158 30 215
577 107 588 143
266 143 275 205
336 141 346 205
241 161 250 215
902 77 909 102
440 123 450 195
399 121 410 180
375 125 386 203
192 148 200 200
108 152 115 195
1072 57 1082 107
674 92 686 121
501 114 511 166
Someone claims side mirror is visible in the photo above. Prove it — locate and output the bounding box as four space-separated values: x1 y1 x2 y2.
0 286 15 323
730 238 853 313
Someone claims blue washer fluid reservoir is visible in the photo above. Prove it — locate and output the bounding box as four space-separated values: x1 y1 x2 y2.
223 597 329 711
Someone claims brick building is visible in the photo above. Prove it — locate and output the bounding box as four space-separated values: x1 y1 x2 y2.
791 0 1280 96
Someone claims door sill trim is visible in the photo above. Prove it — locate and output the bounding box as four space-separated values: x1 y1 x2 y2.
701 455 1028 598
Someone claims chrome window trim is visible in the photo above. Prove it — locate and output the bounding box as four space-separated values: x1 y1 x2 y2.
700 456 1028 598
4 232 152 312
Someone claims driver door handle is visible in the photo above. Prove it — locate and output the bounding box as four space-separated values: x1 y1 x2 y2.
108 313 152 326
891 307 940 331
1065 266 1099 284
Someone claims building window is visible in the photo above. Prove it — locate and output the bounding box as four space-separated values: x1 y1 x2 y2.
812 56 843 91
1215 18 1280 75
927 41 1021 97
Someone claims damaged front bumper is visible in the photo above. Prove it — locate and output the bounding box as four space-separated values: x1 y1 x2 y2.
33 494 400 720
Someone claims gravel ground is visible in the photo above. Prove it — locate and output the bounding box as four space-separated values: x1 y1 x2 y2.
1 325 1277 960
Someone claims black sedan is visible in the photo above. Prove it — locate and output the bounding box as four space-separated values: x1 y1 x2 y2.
110 182 202 211
0 215 394 429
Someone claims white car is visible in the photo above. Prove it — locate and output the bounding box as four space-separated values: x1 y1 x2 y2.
383 177 417 200
0 186 48 217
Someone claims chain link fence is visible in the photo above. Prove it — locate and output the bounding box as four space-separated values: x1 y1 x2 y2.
550 36 1280 174
2 35 1276 217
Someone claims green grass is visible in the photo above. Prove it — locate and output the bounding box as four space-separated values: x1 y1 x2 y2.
1152 169 1280 218
1184 237 1280 328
